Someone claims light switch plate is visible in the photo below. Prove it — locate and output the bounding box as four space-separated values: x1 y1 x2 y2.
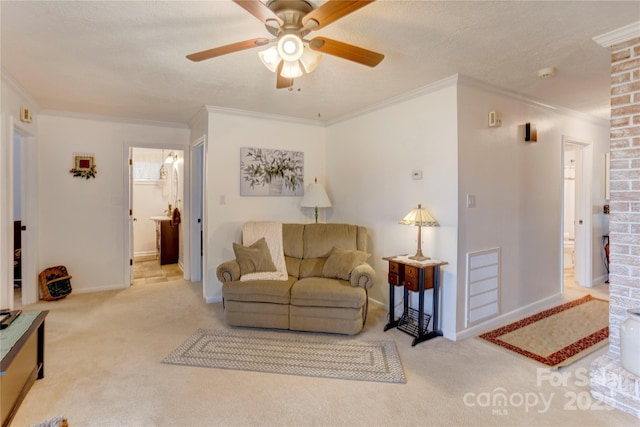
467 194 476 208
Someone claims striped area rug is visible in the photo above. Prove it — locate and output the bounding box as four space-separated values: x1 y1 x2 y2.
478 295 609 368
163 329 406 383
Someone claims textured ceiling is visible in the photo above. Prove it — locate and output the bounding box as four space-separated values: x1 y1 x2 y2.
1 1 638 125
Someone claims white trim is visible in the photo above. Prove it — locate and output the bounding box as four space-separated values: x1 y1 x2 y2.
561 136 594 288
123 141 190 288
1 70 40 108
40 109 189 129
593 21 640 47
327 74 608 127
190 136 206 287
456 293 563 340
458 75 608 126
327 75 459 126
204 105 325 127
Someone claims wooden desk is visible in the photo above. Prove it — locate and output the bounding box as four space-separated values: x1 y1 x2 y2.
1 311 48 427
383 256 447 346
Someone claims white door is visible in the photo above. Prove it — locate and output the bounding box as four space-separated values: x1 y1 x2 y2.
562 137 593 288
190 138 205 282
128 147 134 285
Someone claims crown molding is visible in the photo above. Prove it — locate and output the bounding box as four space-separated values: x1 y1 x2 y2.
1 68 40 108
593 21 640 47
39 109 190 129
326 73 607 127
204 105 325 127
456 75 608 127
327 75 459 126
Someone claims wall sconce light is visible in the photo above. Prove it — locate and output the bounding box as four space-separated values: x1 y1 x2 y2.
165 152 178 164
525 123 537 142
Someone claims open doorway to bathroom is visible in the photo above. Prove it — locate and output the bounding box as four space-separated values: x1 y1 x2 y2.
563 145 578 287
562 137 593 292
130 147 185 284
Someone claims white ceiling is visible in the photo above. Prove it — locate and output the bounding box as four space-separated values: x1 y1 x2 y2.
1 1 638 125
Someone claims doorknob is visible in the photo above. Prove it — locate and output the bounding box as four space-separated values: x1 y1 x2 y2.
579 220 583 224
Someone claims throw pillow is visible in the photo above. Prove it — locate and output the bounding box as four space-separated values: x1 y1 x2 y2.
233 237 277 276
322 246 370 281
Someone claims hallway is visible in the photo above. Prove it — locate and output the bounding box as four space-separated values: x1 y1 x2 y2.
133 257 183 285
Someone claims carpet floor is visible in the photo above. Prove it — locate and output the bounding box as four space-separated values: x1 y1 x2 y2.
478 295 609 368
10 278 639 426
163 328 406 383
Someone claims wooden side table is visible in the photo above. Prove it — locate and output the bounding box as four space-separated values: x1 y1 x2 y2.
383 256 447 346
1 310 48 427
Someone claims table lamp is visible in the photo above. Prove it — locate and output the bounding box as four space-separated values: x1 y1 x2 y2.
301 178 332 223
399 204 439 261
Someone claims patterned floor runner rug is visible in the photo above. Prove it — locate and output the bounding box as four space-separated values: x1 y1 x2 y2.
163 329 406 383
478 294 609 368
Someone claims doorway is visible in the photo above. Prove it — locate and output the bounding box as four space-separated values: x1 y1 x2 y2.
124 144 186 286
11 124 37 307
13 131 23 300
561 137 593 291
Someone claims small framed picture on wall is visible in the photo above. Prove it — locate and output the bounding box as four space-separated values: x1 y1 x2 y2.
74 154 94 171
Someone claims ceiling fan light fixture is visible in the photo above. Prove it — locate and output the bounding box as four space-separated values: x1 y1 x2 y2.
300 46 322 73
280 60 303 79
277 34 304 62
259 46 281 72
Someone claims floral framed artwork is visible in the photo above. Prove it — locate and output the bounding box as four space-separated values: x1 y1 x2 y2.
70 153 97 179
240 147 304 196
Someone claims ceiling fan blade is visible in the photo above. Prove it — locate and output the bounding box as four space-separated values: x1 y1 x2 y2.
309 37 384 67
233 0 283 27
276 60 293 89
302 0 375 31
186 38 269 62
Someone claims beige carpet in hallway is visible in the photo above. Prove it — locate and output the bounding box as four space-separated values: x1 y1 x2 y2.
11 279 638 427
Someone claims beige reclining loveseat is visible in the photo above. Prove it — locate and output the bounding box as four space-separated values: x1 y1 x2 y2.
217 223 375 335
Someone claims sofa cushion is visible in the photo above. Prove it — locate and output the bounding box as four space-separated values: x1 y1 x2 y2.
303 224 358 259
322 246 370 281
222 276 296 305
283 223 304 259
299 258 326 278
233 238 277 276
290 277 366 309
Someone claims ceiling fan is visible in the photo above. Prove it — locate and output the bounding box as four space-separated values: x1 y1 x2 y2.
186 0 384 89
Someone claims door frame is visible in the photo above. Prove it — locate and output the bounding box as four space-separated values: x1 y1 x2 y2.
122 141 189 286
3 117 39 308
561 136 593 289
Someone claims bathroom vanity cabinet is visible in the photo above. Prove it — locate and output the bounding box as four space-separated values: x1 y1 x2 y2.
151 217 179 265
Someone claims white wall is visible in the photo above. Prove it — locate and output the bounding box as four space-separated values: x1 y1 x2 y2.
203 110 326 301
456 78 610 334
326 79 460 339
37 114 190 293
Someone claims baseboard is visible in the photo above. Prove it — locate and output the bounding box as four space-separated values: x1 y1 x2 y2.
72 283 128 294
455 292 563 341
206 295 223 304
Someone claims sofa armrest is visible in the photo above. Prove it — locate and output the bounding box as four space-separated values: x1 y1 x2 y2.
216 260 241 283
350 263 375 289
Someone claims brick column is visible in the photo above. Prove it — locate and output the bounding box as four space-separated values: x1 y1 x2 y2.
590 28 640 419
609 37 640 354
